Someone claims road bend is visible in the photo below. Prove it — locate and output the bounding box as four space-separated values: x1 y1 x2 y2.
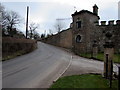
2 42 71 88
2 42 118 88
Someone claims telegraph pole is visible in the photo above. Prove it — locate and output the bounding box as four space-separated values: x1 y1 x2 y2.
26 6 29 39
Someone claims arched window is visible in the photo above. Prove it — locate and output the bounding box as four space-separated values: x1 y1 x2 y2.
76 35 82 43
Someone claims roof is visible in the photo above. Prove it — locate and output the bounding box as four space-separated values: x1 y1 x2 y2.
72 10 100 19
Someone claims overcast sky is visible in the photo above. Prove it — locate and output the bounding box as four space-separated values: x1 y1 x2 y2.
1 0 120 35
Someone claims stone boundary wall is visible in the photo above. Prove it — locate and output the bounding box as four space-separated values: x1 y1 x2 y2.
42 29 72 49
96 20 120 26
95 22 120 53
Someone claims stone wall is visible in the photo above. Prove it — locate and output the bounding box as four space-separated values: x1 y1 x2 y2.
96 20 120 53
59 29 72 49
43 28 72 49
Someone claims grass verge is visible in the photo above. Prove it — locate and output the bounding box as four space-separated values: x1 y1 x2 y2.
80 53 120 63
2 50 27 61
50 74 118 89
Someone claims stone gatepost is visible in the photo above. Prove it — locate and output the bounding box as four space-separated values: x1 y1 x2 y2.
92 40 98 58
103 32 114 78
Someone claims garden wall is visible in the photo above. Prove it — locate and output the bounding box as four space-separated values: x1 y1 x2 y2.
42 29 72 49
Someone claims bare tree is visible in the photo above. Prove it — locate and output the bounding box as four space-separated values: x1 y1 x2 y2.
29 22 39 39
41 33 45 39
1 3 25 38
0 3 4 12
49 29 53 35
0 3 7 29
0 3 6 36
34 31 40 40
54 20 65 33
0 3 5 19
1 7 22 37
5 11 21 28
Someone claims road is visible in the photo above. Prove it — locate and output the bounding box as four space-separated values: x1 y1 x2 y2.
62 55 118 77
2 42 71 88
2 42 118 88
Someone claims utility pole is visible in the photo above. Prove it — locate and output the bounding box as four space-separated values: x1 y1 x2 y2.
26 6 29 39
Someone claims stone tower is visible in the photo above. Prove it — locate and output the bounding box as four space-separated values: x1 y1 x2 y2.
71 5 100 54
93 4 98 15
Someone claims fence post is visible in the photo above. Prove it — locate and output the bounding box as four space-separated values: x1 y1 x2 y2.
109 60 113 88
118 66 120 90
105 54 108 78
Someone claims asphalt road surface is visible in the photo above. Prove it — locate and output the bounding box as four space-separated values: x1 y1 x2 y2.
2 42 71 88
2 42 118 88
62 55 118 77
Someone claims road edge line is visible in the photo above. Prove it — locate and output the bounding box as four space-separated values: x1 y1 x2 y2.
53 55 72 83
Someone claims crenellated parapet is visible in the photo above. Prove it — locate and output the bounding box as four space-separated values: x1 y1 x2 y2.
96 20 120 26
116 20 120 25
101 21 106 25
108 20 114 25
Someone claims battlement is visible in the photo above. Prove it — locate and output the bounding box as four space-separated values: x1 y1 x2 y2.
97 20 120 26
116 20 120 25
108 20 114 25
101 21 106 25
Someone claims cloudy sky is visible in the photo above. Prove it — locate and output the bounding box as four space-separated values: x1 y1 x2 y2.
1 0 120 35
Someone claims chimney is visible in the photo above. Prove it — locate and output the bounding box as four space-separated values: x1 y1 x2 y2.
93 4 98 15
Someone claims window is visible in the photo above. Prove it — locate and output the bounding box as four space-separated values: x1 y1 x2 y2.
76 35 82 43
76 21 81 28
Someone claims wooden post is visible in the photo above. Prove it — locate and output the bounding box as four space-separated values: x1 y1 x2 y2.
118 66 120 90
105 54 108 78
109 60 113 88
26 6 29 39
104 48 114 78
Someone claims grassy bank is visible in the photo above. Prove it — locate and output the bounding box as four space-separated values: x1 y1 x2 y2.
50 74 118 89
80 53 120 63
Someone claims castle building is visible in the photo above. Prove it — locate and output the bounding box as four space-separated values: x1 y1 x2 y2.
43 5 120 54
71 4 120 54
72 4 100 53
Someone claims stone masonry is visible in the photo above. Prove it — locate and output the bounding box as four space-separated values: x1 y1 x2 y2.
43 4 120 54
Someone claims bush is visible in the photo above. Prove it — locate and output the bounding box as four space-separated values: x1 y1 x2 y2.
2 37 37 60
